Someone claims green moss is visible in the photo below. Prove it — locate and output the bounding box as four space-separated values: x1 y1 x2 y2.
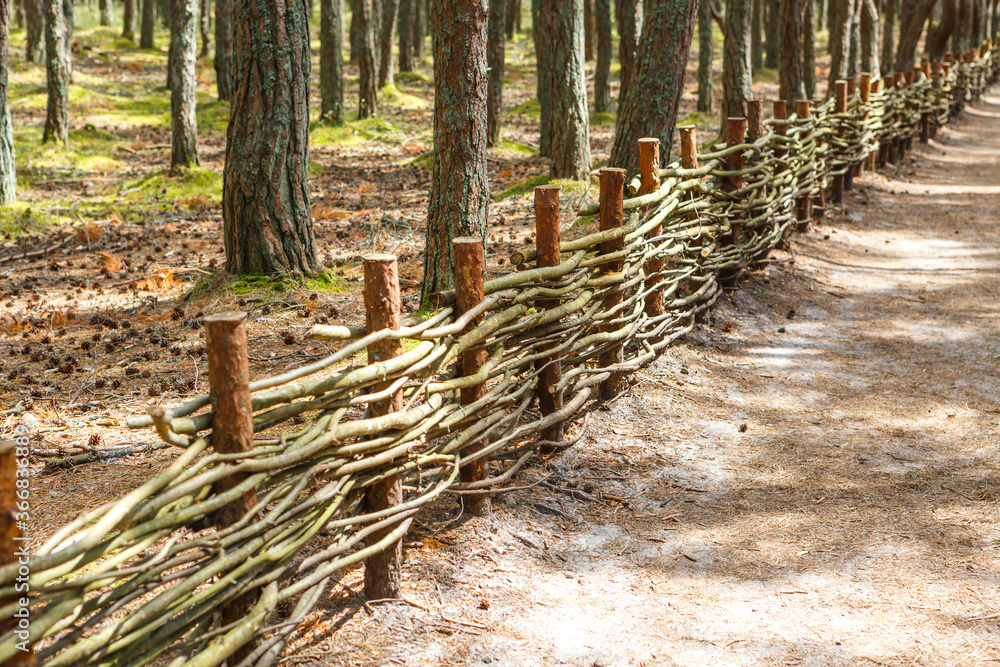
0 203 67 236
119 167 222 207
311 116 401 147
379 81 430 110
302 269 352 293
512 99 541 118
753 67 778 83
677 111 715 128
14 124 125 173
396 71 432 85
196 98 231 134
590 111 617 127
493 140 537 157
496 174 551 201
404 151 435 168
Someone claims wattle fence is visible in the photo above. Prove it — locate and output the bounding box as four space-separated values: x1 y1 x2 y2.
2 45 998 667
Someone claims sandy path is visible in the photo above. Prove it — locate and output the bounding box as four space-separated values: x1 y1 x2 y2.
308 92 1000 667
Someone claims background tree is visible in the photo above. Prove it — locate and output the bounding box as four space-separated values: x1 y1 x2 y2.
223 0 316 274
803 0 815 96
215 0 231 99
412 0 425 58
99 0 111 25
882 0 896 74
61 0 71 79
398 0 413 71
1 0 14 204
827 0 857 92
751 0 763 69
122 0 136 39
486 0 505 143
895 0 935 70
721 0 753 127
170 0 198 169
421 0 488 301
23 0 42 61
42 0 68 144
357 0 377 117
696 0 712 111
779 0 806 103
377 0 398 87
610 0 698 175
320 0 344 123
765 0 780 67
859 0 880 73
584 0 594 60
505 0 520 36
594 0 611 112
616 0 638 101
198 0 209 57
140 0 155 47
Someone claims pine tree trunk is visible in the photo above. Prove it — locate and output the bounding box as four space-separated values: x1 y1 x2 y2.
751 0 763 69
505 0 519 36
584 0 594 60
721 0 752 127
140 0 155 47
158 0 171 27
1 0 15 204
62 0 72 80
827 0 854 92
815 0 825 30
696 0 713 111
215 0 231 99
779 0 805 103
199 0 209 57
848 0 861 76
223 0 316 275
533 0 551 155
398 0 412 71
357 0 378 117
610 0 698 174
170 0 198 169
377 0 397 87
43 0 68 144
881 0 895 74
372 0 383 74
99 0 111 25
894 0 934 71
486 0 505 144
24 0 43 61
594 0 611 111
764 0 780 67
122 0 136 38
349 0 360 61
860 0 879 74
421 0 488 302
537 0 590 178
804 0 815 96
616 0 638 102
413 0 425 57
321 0 344 122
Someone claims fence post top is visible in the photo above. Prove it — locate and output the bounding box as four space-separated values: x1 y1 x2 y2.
453 236 484 246
599 167 627 175
638 137 660 145
362 253 397 263
204 311 247 324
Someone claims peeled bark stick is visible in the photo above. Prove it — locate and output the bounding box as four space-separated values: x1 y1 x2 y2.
361 254 405 596
795 100 813 232
1 440 34 665
598 168 626 401
678 126 699 169
859 73 874 171
454 237 491 515
203 311 258 660
725 117 746 245
832 80 848 204
639 138 664 320
534 186 564 443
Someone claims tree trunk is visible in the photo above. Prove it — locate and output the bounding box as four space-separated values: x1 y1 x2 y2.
398 0 412 70
413 0 425 57
140 0 155 47
487 0 505 144
953 0 971 51
170 0 198 169
610 0 698 174
1 0 15 204
860 0 880 74
43 0 68 144
199 0 209 57
584 0 594 60
594 0 611 111
779 0 805 103
827 0 855 92
377 0 397 87
696 0 712 111
223 0 316 275
321 0 344 122
24 0 43 61
804 0 815 96
421 0 488 302
505 0 520 36
764 0 780 66
751 0 763 69
349 0 360 61
537 0 590 178
62 0 71 80
158 0 171 27
215 0 231 99
881 0 895 74
894 0 934 71
99 0 111 25
357 0 378 117
122 0 136 38
616 0 638 102
721 0 752 127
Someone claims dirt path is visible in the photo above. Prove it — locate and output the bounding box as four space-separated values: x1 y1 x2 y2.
292 93 1000 667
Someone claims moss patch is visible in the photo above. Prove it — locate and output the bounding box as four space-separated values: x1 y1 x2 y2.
496 174 552 201
118 167 222 208
590 111 617 127
493 140 537 157
379 81 431 110
512 99 541 119
302 269 352 293
311 116 401 147
14 125 125 173
396 71 432 86
677 111 715 128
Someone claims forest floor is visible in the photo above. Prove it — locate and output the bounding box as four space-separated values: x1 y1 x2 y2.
4 8 999 667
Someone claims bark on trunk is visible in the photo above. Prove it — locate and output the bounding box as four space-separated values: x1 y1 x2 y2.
43 0 68 144
413 0 425 57
751 0 763 69
357 0 378 117
398 0 412 71
24 0 43 61
882 0 896 74
61 0 71 80
421 0 488 302
140 0 155 47
849 0 861 76
199 0 210 57
765 0 780 66
594 0 611 111
223 0 316 275
860 0 880 73
99 0 111 25
927 0 956 60
721 0 752 127
349 0 360 61
1 0 15 204
609 0 698 175
170 0 198 169
377 0 398 87
537 0 591 178
487 0 505 144
827 0 856 93
584 0 594 60
779 0 805 103
505 0 520 36
215 0 231 99
696 0 712 111
320 0 344 123
894 0 935 71
616 0 638 102
804 0 815 96
122 0 136 38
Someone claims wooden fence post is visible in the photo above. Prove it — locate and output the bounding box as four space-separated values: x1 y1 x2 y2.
204 311 259 659
534 186 563 443
795 101 813 232
360 255 405 595
725 116 747 245
638 138 664 320
746 100 764 142
453 238 491 515
598 167 626 401
679 126 698 169
1 440 34 666
931 59 943 138
894 73 907 157
832 80 848 204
